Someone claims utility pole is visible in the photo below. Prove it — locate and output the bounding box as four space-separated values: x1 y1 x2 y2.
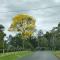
3 34 6 54
52 28 57 50
3 39 4 54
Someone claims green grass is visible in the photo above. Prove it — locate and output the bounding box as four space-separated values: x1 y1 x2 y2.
0 51 32 60
53 51 60 58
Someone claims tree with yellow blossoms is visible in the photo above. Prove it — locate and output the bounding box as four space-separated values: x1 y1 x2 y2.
9 14 36 49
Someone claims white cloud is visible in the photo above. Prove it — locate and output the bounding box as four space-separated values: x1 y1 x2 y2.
0 0 60 36
54 0 60 3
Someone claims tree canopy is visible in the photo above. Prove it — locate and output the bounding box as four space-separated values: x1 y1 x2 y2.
9 14 36 39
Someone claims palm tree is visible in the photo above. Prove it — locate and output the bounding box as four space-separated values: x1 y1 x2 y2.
0 24 4 31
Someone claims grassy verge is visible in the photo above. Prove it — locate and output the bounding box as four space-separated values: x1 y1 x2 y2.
0 51 32 60
53 51 60 59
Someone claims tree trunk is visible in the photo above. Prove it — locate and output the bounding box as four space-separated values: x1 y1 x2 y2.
22 40 25 50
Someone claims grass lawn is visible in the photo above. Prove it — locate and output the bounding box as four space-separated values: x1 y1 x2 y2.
53 51 60 59
0 51 32 60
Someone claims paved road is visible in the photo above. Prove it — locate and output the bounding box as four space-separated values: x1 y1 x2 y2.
18 51 59 60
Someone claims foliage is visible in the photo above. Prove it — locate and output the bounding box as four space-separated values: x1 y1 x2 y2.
0 51 32 60
9 14 35 39
0 25 6 49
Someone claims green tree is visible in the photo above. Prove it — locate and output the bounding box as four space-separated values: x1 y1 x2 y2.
27 36 37 50
7 34 23 51
37 30 43 47
0 24 6 53
44 32 52 50
54 23 60 50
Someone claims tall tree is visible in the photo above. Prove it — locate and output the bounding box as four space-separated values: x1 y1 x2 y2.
8 14 36 49
44 32 52 50
0 24 6 53
37 30 43 47
54 23 60 50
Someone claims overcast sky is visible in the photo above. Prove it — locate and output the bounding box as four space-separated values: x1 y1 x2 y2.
0 0 60 36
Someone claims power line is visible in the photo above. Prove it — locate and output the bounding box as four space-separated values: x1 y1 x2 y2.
3 13 60 18
36 12 60 17
0 5 60 13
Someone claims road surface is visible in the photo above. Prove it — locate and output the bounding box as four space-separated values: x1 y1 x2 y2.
18 51 59 60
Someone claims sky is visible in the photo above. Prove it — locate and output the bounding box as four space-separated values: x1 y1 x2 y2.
0 0 60 36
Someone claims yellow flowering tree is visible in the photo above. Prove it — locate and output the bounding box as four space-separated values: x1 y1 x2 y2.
9 14 36 49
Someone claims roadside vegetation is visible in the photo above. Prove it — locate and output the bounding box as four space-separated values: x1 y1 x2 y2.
0 51 32 60
53 51 60 58
0 22 60 51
